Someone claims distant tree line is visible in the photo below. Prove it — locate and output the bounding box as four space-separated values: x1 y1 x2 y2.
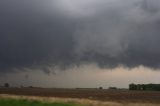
129 83 160 91
108 87 117 90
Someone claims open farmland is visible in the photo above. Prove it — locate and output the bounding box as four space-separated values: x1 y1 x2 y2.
0 88 160 104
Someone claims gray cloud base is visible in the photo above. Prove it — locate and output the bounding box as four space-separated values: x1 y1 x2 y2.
1 0 160 73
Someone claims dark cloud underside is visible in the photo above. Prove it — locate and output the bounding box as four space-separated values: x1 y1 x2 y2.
1 0 160 73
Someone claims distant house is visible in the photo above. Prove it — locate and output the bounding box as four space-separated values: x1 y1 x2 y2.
129 83 160 91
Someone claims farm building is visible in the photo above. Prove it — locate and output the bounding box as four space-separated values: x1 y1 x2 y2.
129 83 160 91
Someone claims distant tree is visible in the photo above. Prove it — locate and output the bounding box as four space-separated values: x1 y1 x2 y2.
4 83 9 88
29 86 33 88
99 87 103 90
141 84 146 90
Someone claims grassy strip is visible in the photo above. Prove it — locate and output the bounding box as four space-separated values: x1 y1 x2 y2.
0 95 159 106
0 98 79 106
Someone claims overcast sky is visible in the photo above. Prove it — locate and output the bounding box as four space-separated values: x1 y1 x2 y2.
1 0 160 88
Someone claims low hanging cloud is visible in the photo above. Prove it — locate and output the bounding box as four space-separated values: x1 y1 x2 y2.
1 0 160 74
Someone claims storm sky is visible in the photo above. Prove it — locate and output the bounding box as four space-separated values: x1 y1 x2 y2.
1 0 160 88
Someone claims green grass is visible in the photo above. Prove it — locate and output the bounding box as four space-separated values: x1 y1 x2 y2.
0 99 79 106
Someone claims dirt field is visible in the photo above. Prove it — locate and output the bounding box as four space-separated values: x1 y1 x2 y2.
0 88 160 104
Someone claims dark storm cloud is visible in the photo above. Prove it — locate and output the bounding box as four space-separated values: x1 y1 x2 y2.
0 0 76 73
1 0 160 73
73 0 160 68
